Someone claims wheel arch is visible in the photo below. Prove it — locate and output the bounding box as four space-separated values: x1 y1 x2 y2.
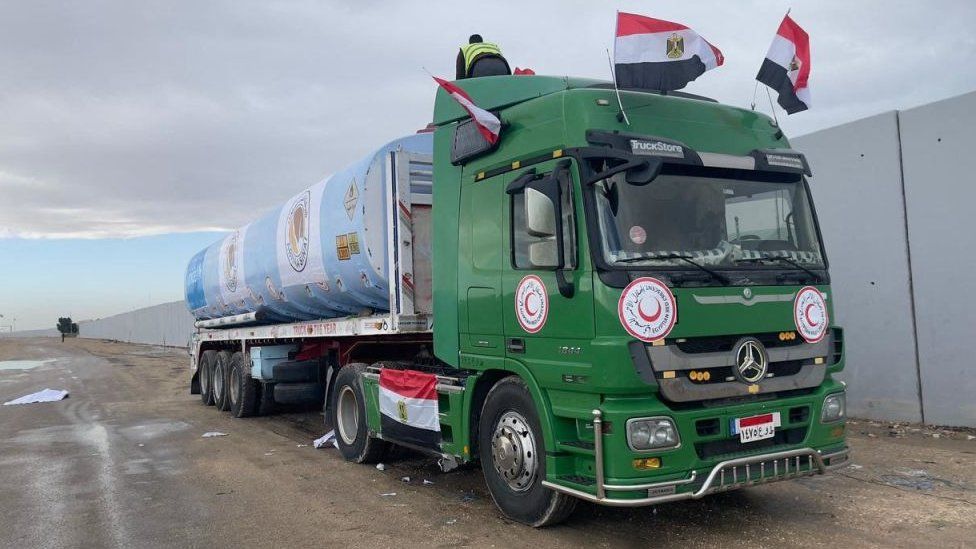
467 360 556 460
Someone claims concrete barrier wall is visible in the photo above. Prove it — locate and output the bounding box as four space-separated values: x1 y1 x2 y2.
795 91 976 427
75 301 196 348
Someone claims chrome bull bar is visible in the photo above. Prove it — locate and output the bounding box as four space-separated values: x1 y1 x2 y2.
542 409 850 508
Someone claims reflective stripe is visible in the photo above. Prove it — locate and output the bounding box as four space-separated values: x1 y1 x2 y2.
461 42 502 73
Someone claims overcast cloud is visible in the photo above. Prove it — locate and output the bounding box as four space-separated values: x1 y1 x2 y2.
1 0 974 238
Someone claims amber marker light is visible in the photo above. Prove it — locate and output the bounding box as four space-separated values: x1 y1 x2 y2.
633 457 662 470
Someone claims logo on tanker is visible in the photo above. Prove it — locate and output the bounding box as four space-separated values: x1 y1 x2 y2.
793 286 828 343
618 277 677 342
515 275 548 334
222 231 239 293
285 191 310 272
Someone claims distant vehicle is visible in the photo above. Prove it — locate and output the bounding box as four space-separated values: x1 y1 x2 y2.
185 75 849 526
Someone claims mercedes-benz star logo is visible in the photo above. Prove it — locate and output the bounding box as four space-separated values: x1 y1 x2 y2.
733 338 768 384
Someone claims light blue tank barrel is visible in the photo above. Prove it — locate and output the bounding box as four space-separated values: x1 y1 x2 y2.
184 132 433 324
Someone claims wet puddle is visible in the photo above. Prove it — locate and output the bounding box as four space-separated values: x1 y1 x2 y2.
0 359 56 371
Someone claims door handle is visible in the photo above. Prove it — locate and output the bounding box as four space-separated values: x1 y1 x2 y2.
506 338 525 354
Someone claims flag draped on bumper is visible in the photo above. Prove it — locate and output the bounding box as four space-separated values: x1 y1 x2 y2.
614 12 724 91
379 368 440 448
756 14 811 114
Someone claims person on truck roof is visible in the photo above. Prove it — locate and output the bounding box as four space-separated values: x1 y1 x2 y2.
456 34 511 79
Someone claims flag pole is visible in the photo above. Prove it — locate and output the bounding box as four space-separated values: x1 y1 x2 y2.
606 49 630 125
609 12 630 125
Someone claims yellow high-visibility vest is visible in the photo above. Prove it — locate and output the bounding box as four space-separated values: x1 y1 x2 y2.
461 42 503 74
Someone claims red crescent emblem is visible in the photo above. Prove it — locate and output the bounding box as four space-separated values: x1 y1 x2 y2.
524 292 538 316
637 297 662 323
804 303 819 327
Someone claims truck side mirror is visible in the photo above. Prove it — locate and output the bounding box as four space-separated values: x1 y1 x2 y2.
525 187 556 238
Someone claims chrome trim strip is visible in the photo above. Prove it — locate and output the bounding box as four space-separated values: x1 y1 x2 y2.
692 293 795 307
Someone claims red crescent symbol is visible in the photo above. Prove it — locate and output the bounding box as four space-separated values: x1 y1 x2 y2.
637 297 662 323
804 303 819 327
524 292 538 317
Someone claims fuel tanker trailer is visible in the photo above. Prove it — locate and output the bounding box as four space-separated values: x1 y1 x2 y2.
187 75 849 527
184 133 433 326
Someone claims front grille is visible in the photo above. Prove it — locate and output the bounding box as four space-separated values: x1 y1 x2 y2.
695 426 807 460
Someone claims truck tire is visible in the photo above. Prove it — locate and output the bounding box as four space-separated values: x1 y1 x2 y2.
479 376 577 527
228 351 259 418
199 350 217 406
330 363 388 463
212 351 233 411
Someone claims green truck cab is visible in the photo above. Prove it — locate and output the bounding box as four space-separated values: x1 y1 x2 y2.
426 76 848 524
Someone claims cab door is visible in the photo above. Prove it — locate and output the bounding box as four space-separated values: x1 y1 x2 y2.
501 158 594 378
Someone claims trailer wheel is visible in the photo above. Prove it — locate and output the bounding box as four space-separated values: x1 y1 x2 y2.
212 351 233 411
479 376 577 527
331 363 388 463
228 351 259 418
199 350 217 406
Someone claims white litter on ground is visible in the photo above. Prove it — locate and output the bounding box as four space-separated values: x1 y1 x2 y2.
3 388 69 405
313 430 336 449
380 492 396 497
202 431 228 438
376 463 386 471
423 479 434 485
401 476 411 482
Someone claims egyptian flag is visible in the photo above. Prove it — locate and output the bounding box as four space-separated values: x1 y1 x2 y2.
614 12 724 91
379 368 440 448
756 14 811 114
432 76 501 144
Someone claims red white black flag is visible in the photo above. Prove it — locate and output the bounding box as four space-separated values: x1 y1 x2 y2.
379 368 440 448
432 76 501 144
614 12 724 91
756 14 811 114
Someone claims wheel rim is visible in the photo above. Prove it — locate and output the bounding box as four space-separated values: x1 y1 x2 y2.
213 362 224 401
230 364 241 404
491 410 538 492
336 385 359 445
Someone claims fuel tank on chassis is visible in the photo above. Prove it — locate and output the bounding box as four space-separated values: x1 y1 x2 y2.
184 133 433 323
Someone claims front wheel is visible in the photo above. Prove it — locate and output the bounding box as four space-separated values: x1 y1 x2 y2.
479 376 577 527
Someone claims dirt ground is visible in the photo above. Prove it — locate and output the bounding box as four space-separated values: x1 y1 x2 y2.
0 337 973 548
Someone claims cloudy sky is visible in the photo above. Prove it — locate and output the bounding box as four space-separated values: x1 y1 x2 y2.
1 0 974 328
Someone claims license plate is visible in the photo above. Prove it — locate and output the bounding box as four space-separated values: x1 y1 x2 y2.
731 412 781 443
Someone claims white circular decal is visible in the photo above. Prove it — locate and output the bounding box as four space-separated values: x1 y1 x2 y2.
629 225 647 244
515 275 549 334
285 191 310 272
794 286 828 343
618 277 677 342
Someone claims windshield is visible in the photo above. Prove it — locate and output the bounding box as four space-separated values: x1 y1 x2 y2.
591 167 825 269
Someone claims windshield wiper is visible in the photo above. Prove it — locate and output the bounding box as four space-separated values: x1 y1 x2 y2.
617 253 731 285
735 255 823 283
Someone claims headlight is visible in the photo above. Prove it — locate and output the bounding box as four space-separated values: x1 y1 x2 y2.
626 417 680 451
821 393 846 423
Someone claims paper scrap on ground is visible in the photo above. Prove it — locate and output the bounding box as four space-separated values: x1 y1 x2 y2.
3 388 69 406
202 431 228 438
376 463 386 471
313 430 336 449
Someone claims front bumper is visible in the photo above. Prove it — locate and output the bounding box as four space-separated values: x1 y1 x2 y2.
544 408 849 506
